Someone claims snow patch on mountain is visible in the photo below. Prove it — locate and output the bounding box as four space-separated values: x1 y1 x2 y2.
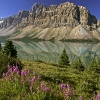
0 21 3 24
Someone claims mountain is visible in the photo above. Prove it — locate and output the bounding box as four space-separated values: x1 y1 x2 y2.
0 20 3 24
0 10 29 36
0 2 100 40
0 10 29 28
0 18 6 24
30 3 46 13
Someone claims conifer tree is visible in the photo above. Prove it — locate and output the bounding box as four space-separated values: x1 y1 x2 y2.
4 40 17 58
59 49 70 66
89 58 100 73
72 58 85 71
90 58 98 68
0 42 2 51
97 58 100 67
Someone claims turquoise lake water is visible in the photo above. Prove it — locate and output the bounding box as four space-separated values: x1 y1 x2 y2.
9 40 100 67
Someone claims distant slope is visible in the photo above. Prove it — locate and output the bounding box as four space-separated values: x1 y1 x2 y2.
70 25 94 39
91 27 100 40
10 25 97 40
0 26 15 36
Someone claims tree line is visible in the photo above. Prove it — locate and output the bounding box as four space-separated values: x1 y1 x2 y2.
59 48 100 73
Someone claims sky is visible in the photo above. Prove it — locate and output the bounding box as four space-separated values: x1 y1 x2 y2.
0 0 100 20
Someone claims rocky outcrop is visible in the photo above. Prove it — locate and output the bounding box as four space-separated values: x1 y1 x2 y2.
78 6 97 29
30 3 46 13
0 18 5 21
0 10 29 28
0 16 20 28
0 18 6 24
97 20 100 27
19 2 98 31
17 10 29 19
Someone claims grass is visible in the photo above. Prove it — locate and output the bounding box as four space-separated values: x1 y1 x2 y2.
22 61 100 99
0 61 100 100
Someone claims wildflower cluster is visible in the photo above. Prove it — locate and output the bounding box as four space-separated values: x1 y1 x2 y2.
60 83 75 99
0 65 100 100
1 65 50 99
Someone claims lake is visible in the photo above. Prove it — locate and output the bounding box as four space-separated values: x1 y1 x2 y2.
9 40 100 67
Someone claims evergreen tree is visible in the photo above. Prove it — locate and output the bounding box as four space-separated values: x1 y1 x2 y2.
4 40 17 58
72 58 85 71
97 58 100 68
89 58 100 73
90 58 98 68
0 42 2 51
59 49 70 66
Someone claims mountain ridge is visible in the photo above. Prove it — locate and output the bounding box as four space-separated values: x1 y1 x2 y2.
0 2 100 41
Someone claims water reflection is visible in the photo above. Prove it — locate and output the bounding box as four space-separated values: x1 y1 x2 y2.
13 40 100 67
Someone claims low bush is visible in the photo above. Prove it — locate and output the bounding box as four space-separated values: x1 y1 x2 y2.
0 52 22 77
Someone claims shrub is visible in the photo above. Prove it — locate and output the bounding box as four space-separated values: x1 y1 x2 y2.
59 49 70 67
72 58 85 71
0 42 2 51
0 52 22 77
89 58 100 73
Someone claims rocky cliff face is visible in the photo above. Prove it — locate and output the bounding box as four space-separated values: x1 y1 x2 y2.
0 2 100 40
97 20 100 27
19 2 98 30
0 10 29 28
30 3 45 13
0 18 6 24
17 10 29 19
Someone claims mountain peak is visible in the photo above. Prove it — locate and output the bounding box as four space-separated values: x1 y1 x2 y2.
33 3 42 5
30 3 45 13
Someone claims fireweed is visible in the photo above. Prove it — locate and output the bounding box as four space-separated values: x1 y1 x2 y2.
0 65 100 100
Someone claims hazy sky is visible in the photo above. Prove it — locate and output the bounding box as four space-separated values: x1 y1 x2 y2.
0 0 100 20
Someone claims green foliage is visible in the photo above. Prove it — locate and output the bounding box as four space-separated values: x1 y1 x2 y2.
0 52 23 77
0 52 8 75
0 40 23 77
89 58 100 73
59 49 70 67
4 40 17 58
90 58 98 68
0 42 2 51
97 58 100 67
72 58 85 71
8 57 23 70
